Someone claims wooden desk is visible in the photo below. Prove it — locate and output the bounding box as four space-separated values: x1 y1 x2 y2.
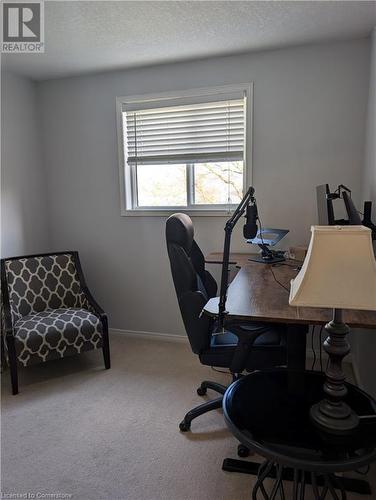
204 253 376 329
205 252 253 268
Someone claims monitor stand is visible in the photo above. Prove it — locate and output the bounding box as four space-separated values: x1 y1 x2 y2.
248 244 286 264
246 228 289 265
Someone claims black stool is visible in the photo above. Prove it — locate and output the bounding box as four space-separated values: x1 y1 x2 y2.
222 369 376 499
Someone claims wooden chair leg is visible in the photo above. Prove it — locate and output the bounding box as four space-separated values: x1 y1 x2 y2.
6 336 19 395
102 329 111 370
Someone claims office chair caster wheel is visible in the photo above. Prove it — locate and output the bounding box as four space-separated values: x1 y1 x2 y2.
179 420 191 432
197 386 207 396
237 444 250 458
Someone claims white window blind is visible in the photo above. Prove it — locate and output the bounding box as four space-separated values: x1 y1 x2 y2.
124 98 245 165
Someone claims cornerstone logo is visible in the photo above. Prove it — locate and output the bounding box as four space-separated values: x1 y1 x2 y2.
2 1 44 53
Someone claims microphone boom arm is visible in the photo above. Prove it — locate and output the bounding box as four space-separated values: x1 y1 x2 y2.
217 186 256 331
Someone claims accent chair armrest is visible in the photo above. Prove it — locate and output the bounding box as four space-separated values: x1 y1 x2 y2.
81 285 106 319
1 307 14 338
71 252 107 321
1 261 14 338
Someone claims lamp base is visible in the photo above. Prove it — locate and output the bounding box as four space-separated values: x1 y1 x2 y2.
310 400 359 434
310 308 360 435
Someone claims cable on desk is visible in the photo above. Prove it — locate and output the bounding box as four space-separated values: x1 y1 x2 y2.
258 214 265 246
270 265 290 292
273 261 303 270
311 326 317 371
319 325 324 372
257 218 289 293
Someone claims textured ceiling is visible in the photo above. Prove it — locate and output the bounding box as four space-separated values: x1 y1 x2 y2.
3 1 376 81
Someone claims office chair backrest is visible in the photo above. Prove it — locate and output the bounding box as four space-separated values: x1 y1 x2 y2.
166 214 217 354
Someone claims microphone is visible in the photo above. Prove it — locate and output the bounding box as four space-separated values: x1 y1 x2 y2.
243 203 258 239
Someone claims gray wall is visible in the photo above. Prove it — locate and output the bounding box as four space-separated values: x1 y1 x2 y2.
362 29 376 205
1 72 50 258
352 29 376 397
38 39 370 335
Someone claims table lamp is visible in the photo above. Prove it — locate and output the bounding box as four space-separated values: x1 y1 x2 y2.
289 225 376 434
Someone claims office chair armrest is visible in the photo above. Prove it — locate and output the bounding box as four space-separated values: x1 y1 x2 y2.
179 291 213 354
225 320 270 339
225 321 271 374
179 290 208 320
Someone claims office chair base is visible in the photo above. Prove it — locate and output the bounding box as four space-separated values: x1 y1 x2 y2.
197 387 207 396
197 380 227 396
179 421 191 432
179 380 227 432
179 397 223 432
237 444 251 458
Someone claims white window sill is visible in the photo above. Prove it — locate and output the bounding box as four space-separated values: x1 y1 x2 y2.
121 208 235 217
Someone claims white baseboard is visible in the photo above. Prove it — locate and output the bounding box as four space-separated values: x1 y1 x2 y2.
109 328 188 343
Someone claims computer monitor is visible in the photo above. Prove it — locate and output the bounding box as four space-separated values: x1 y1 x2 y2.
363 201 376 239
316 184 335 225
316 183 375 238
342 191 362 225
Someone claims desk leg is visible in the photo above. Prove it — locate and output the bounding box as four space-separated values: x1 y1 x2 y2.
287 324 308 371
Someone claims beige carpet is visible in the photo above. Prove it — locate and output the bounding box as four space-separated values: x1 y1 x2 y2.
1 333 375 500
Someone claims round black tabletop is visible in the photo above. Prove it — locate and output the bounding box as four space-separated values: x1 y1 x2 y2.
223 369 376 473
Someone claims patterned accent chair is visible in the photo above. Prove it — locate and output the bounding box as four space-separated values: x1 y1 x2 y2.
1 251 110 394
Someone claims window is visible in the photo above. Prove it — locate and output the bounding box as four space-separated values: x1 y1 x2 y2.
116 85 252 215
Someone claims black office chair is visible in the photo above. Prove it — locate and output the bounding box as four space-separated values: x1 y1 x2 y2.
166 213 293 433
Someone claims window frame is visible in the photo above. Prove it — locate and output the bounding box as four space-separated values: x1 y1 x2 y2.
116 84 253 217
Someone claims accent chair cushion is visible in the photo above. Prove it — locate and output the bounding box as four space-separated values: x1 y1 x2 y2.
13 308 103 367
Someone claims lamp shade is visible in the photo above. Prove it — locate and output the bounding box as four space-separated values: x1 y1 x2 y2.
289 226 376 310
